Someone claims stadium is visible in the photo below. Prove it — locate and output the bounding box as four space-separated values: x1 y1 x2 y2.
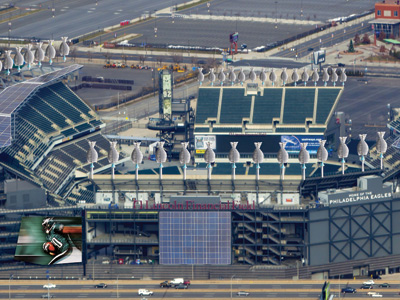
1 64 400 281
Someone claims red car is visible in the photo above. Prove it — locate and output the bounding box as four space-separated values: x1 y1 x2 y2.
184 280 191 286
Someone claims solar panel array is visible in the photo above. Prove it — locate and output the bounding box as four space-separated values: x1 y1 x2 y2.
159 211 231 265
0 64 83 148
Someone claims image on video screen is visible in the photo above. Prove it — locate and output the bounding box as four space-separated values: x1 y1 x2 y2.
14 216 83 265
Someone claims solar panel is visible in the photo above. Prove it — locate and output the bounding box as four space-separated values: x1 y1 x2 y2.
0 64 83 148
159 211 231 265
0 115 11 147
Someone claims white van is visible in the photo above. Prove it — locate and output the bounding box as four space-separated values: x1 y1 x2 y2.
170 278 184 286
138 289 153 296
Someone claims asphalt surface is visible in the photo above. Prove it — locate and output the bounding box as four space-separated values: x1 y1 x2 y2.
1 281 400 299
124 17 316 49
0 0 188 40
273 22 372 59
193 0 376 22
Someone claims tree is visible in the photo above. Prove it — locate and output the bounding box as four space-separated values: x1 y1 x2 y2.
354 33 361 45
348 39 355 53
361 33 371 44
87 51 93 62
378 32 386 41
139 55 146 65
380 45 386 54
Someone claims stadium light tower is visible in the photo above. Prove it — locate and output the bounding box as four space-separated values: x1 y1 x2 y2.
376 132 387 169
60 37 70 62
317 140 328 177
229 142 240 180
340 67 347 86
197 67 204 85
24 44 34 70
292 68 299 86
331 68 338 86
298 143 310 180
338 137 349 175
312 68 319 86
4 50 13 75
277 142 288 180
204 142 215 180
252 142 264 180
281 68 288 86
269 68 277 86
14 47 24 72
260 68 267 86
108 141 119 179
87 141 98 180
357 134 369 172
322 67 329 86
209 68 216 86
228 67 236 86
301 68 309 86
35 42 45 66
249 67 256 83
218 68 226 86
179 142 191 180
131 142 143 180
238 68 245 86
156 141 167 179
46 40 56 65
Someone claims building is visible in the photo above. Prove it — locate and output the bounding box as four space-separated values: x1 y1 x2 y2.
370 0 400 42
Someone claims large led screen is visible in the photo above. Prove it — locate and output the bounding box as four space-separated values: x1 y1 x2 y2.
14 216 82 265
159 211 231 265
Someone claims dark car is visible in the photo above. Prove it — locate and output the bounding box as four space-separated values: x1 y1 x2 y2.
360 284 373 289
175 284 188 289
341 287 356 293
307 47 314 51
338 63 346 67
379 283 390 288
94 283 107 288
373 275 382 279
160 281 171 288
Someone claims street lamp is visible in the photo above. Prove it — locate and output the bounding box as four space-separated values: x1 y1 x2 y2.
230 274 236 299
117 276 119 298
274 1 278 29
9 274 13 300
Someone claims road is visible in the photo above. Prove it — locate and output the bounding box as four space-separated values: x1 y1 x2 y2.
273 22 372 59
1 281 400 299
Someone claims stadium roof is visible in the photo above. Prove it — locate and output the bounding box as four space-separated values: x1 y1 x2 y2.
194 86 343 134
0 64 83 148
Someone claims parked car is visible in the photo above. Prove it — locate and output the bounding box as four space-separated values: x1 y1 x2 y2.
338 63 345 67
364 280 375 285
341 287 356 293
41 295 54 299
360 284 373 289
43 283 56 289
160 281 171 288
368 291 377 296
378 283 390 288
94 283 107 288
237 291 250 296
372 275 382 279
138 289 153 296
175 284 188 289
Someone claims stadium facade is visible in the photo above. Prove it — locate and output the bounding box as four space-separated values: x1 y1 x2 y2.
1 66 400 280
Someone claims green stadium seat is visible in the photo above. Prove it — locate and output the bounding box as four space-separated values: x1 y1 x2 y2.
220 88 251 124
316 88 340 124
253 89 283 124
195 88 220 124
283 89 315 124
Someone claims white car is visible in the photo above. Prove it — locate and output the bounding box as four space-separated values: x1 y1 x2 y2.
364 280 375 285
43 283 56 289
138 289 153 296
368 291 377 295
371 294 383 298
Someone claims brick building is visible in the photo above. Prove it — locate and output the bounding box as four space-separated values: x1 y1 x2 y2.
370 0 400 41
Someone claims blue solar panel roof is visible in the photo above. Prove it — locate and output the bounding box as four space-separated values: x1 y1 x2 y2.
159 211 231 265
0 64 83 148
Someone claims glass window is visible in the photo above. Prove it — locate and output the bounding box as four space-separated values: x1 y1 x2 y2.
395 11 398 17
377 10 381 16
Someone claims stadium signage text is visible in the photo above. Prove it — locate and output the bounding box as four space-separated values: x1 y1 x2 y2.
329 191 392 206
133 200 255 211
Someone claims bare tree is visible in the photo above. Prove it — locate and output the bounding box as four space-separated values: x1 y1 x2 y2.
69 46 77 62
103 52 112 63
121 54 128 65
172 54 183 64
156 56 163 66
87 51 93 62
139 55 146 65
